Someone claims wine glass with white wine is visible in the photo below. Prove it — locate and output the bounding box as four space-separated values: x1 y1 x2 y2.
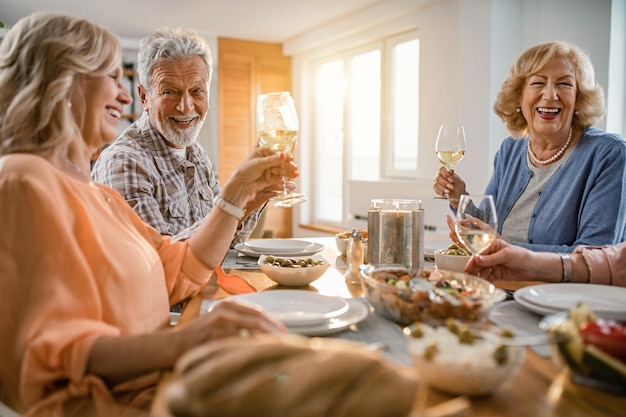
256 91 306 207
435 124 466 199
455 194 498 257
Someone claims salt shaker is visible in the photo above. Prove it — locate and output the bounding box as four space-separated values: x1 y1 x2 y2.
345 228 364 284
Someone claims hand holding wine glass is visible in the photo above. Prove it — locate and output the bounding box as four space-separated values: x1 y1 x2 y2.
455 194 498 256
435 124 466 170
256 91 306 207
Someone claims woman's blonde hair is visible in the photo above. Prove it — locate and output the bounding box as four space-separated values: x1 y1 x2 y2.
0 12 121 157
493 41 605 138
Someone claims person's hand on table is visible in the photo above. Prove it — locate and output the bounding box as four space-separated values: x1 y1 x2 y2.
179 298 287 343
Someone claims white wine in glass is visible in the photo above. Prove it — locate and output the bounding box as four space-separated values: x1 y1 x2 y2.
455 194 498 256
434 124 466 200
435 124 466 170
256 91 306 207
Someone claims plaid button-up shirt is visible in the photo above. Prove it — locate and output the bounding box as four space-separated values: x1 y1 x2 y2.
92 113 260 244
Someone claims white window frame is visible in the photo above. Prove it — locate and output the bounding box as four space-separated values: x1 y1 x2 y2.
382 31 420 179
307 30 421 229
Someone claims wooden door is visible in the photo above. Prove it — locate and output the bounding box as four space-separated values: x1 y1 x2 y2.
218 38 292 237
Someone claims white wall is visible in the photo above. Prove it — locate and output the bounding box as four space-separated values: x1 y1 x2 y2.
111 0 623 237
285 0 621 236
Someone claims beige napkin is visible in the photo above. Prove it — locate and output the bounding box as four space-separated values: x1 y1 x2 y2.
166 334 417 417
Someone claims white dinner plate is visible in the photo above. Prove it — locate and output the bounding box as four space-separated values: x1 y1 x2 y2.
234 242 324 258
230 290 350 326
286 298 369 336
514 283 626 320
243 239 314 254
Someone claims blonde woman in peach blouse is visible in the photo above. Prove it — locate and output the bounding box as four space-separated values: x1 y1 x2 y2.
0 12 293 416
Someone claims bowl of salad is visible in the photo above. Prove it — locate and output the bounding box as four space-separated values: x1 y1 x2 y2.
359 265 506 325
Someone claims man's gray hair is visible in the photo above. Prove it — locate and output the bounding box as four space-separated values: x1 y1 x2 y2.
137 27 213 90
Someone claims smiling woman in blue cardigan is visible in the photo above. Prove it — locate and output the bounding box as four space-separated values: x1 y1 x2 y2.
433 41 626 253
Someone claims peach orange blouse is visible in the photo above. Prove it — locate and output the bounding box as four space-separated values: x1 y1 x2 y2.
0 154 213 415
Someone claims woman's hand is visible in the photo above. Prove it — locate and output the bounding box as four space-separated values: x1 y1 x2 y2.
445 214 469 248
433 167 466 208
87 299 286 385
464 238 540 281
181 298 287 343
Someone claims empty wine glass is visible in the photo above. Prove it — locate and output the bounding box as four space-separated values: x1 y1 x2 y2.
434 124 466 199
256 91 306 207
455 194 498 256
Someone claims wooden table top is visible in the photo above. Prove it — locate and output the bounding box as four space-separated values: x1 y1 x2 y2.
152 237 626 417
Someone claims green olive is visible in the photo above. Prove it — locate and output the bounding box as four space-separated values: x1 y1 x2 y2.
493 345 509 366
423 342 439 361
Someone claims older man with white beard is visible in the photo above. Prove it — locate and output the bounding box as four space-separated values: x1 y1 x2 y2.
93 27 279 244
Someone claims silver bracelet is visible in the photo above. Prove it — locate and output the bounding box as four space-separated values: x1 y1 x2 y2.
214 196 245 220
559 253 573 283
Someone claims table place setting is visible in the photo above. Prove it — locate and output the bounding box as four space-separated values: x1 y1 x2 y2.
152 236 626 417
200 293 412 365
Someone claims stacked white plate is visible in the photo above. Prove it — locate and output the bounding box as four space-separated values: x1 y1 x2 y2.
227 290 369 336
235 239 324 258
514 283 626 320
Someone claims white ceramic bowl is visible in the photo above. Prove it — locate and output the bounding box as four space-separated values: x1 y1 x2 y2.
434 249 471 273
334 235 349 256
258 254 330 287
334 229 368 256
404 321 525 397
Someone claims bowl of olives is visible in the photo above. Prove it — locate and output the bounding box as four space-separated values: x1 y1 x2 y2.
258 254 330 286
434 243 472 273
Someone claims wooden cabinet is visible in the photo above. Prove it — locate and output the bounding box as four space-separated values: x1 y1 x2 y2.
217 38 292 237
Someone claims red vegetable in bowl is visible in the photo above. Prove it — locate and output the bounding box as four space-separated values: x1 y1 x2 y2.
579 318 626 364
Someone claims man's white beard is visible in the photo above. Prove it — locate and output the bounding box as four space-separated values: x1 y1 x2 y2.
158 116 204 148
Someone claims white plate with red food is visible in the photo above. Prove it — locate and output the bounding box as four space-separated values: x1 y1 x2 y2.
515 284 626 320
540 303 626 395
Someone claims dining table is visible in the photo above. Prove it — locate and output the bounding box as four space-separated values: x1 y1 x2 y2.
151 236 626 417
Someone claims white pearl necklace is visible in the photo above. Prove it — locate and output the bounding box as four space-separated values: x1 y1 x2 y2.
527 127 573 165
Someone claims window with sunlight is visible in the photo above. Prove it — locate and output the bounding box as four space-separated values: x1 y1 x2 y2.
312 32 420 226
314 61 344 223
389 38 420 175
